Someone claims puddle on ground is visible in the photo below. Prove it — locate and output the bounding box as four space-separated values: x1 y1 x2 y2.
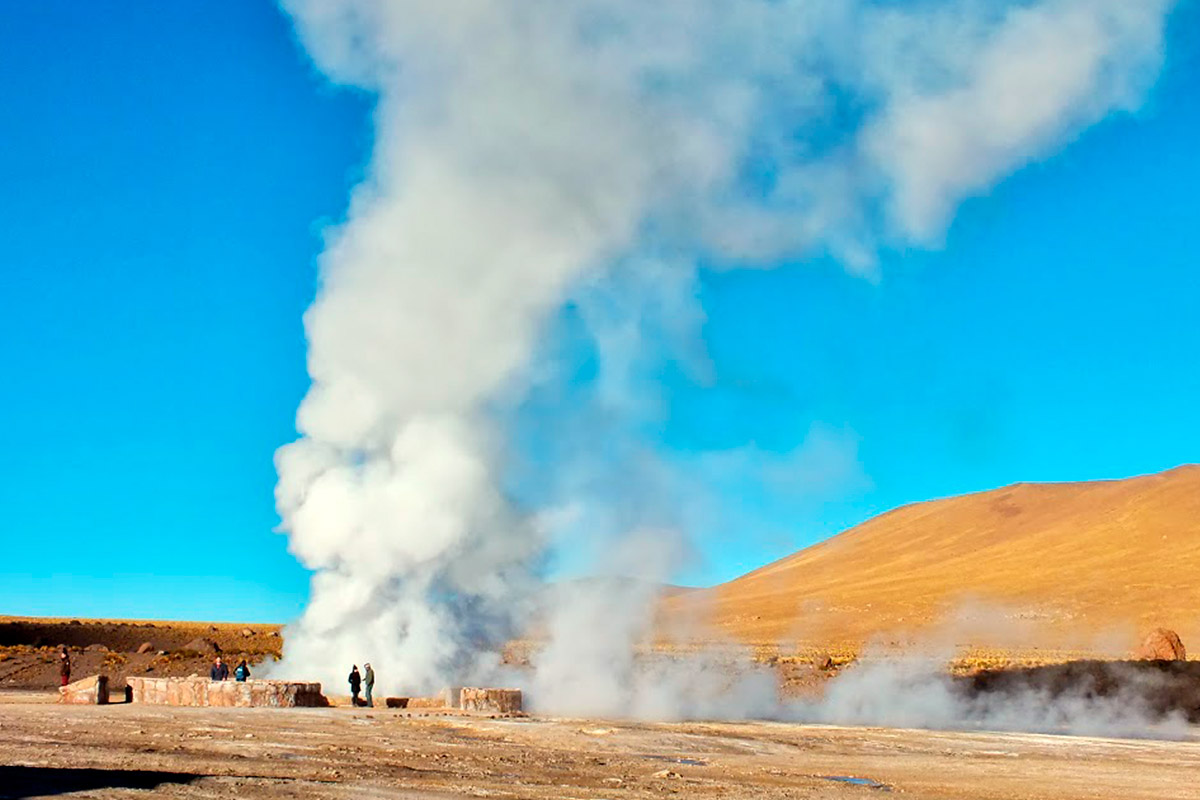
641 755 708 767
819 775 891 791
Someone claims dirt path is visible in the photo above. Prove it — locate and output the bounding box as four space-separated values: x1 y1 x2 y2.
2 692 1199 799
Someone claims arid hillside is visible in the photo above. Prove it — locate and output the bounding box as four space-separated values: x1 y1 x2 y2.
0 618 282 690
662 465 1200 649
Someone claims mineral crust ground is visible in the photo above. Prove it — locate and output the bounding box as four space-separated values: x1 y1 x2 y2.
2 690 1199 799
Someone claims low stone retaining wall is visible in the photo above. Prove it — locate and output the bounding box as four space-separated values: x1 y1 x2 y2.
461 687 522 713
126 677 326 708
385 686 522 714
59 675 109 705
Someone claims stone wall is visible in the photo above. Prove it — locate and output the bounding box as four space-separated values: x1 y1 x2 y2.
461 687 522 714
385 686 522 714
59 675 109 705
126 677 326 708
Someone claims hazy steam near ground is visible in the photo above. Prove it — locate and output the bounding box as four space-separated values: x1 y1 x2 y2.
273 0 1177 727
800 648 1192 740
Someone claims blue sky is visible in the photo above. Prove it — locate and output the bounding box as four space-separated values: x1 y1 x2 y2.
1 2 1197 620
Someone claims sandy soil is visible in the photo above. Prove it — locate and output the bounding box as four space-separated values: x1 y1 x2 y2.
2 691 1199 800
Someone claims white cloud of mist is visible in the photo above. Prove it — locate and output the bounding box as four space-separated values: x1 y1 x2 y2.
273 0 1178 724
862 0 1172 241
802 651 1191 739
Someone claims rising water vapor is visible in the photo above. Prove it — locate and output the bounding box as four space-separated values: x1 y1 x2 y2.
799 649 1192 740
274 0 1176 715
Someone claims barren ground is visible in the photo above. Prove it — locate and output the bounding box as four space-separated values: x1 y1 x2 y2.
2 690 1199 800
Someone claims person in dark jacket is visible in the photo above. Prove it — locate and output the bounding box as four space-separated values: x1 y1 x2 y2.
348 665 362 706
363 663 375 708
59 646 71 687
210 656 229 681
234 659 250 682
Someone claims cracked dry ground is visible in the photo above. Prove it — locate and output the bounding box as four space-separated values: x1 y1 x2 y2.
2 693 1199 800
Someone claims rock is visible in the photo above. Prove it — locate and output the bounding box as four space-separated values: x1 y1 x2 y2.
182 638 220 654
85 644 108 653
652 769 682 779
241 628 254 638
1132 628 1186 661
137 642 154 654
813 653 834 671
59 675 109 705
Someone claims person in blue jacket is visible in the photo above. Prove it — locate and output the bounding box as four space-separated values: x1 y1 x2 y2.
234 659 251 682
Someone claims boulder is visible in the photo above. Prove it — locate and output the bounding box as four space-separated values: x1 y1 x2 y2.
1132 628 1187 661
182 637 221 654
84 644 108 653
137 642 154 654
241 628 254 638
59 675 109 705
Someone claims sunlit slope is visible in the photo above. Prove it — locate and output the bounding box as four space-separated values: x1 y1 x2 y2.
662 466 1200 645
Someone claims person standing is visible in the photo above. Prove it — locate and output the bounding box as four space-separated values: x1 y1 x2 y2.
363 663 375 708
234 659 250 682
210 656 229 681
59 646 71 687
348 665 362 707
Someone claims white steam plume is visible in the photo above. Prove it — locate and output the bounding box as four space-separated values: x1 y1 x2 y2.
800 650 1192 740
274 0 1175 706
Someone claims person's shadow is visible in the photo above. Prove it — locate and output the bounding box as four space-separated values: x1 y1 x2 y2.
0 765 197 798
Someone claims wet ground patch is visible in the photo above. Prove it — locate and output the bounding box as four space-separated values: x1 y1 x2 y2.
818 775 892 790
641 754 708 766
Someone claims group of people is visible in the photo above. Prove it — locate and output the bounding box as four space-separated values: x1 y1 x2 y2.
347 663 375 707
209 656 252 682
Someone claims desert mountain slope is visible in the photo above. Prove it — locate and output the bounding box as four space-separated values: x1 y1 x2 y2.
662 465 1200 647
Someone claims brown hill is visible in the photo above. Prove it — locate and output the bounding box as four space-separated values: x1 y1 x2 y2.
0 618 282 690
662 465 1200 650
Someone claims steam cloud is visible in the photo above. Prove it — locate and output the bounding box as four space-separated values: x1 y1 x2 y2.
800 649 1192 740
274 0 1177 728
